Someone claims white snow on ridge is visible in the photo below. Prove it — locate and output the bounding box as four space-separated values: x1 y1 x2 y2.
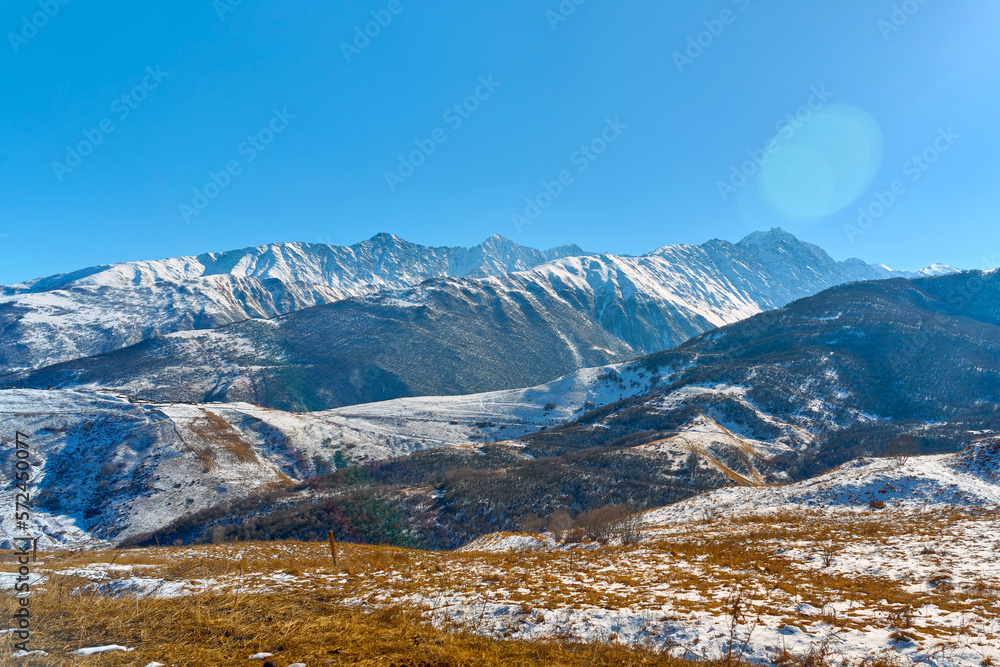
1 228 951 375
0 234 590 371
7 235 580 293
916 263 962 277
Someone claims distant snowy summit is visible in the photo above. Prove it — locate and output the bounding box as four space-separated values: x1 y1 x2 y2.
0 229 960 380
917 262 962 276
3 232 592 294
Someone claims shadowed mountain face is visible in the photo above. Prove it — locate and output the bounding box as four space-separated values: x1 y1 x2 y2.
528 271 1000 467
2 229 943 410
10 284 635 410
651 271 1000 424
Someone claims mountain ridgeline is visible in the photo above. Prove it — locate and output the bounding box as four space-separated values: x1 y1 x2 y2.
1 229 946 410
0 233 590 372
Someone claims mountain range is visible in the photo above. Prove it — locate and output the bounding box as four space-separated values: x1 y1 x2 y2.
3 265 996 549
1 228 957 410
0 233 589 373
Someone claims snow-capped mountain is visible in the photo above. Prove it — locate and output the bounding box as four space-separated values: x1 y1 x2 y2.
0 234 592 371
3 228 951 409
1 270 996 548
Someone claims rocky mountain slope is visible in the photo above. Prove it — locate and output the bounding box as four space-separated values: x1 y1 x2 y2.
4 229 955 410
510 270 1000 482
0 234 591 372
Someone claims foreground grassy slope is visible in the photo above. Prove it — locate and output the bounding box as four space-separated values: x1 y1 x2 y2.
3 500 998 666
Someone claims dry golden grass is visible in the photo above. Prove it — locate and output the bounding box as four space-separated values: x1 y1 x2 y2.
186 410 262 470
0 585 703 667
2 506 998 664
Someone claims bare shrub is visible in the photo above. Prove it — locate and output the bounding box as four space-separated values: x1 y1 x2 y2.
721 589 759 667
819 542 838 568
518 513 544 534
547 510 573 542
887 605 914 628
574 505 637 545
619 511 643 545
887 436 919 468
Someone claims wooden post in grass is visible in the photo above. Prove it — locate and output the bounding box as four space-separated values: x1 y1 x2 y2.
328 531 337 566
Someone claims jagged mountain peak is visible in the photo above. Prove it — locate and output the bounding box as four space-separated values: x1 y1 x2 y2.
0 229 956 378
737 226 799 247
7 234 587 295
735 228 833 265
480 232 511 244
369 231 405 244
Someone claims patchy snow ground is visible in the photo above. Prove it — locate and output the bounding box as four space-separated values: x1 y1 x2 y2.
4 444 997 666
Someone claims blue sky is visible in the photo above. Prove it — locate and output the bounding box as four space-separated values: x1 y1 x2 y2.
1 0 998 283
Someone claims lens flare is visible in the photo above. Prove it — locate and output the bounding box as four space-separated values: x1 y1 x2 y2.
757 104 883 220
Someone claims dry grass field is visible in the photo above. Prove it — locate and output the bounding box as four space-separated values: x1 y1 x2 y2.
2 505 998 666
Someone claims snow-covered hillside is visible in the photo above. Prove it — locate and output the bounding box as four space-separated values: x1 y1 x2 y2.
442 442 1000 666
0 364 647 548
0 234 591 372
644 437 1000 523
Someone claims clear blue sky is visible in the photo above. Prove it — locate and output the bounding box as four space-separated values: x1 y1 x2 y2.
2 0 998 283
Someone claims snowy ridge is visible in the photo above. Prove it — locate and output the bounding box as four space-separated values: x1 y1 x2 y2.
7 228 962 410
6 234 587 293
0 234 591 371
1 228 951 378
